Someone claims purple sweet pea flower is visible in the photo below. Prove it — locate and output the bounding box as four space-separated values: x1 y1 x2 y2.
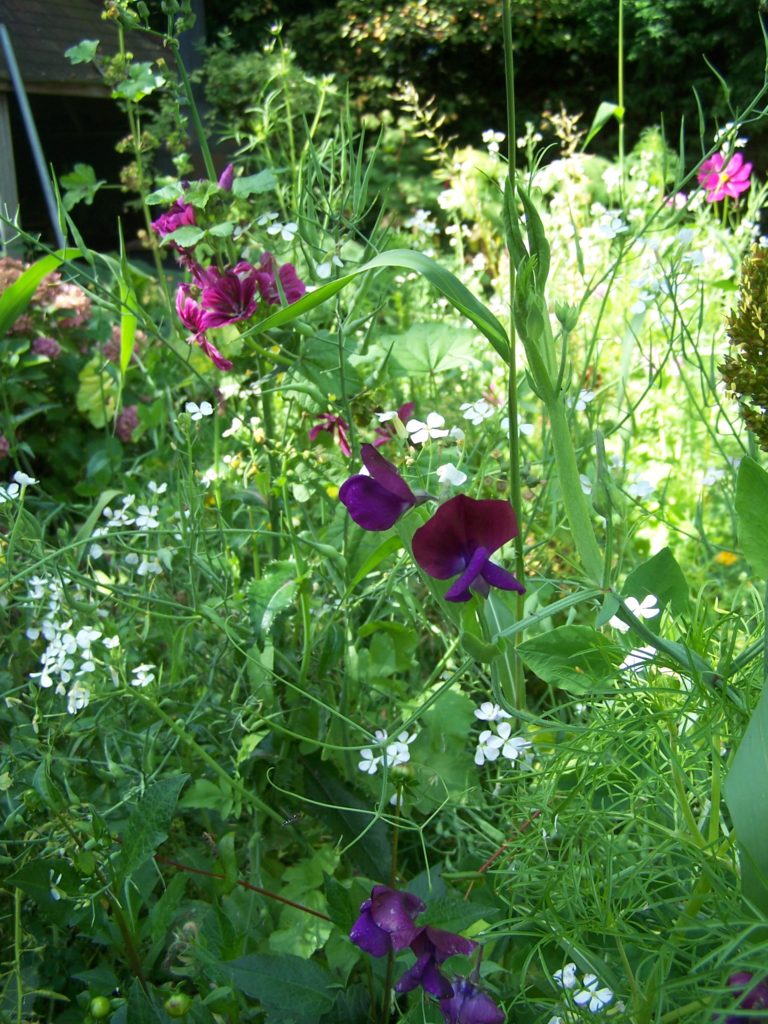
309 412 352 457
151 199 196 238
349 885 426 957
439 978 505 1024
200 266 259 329
218 163 235 191
339 444 426 530
412 494 524 603
396 927 478 999
722 972 768 1023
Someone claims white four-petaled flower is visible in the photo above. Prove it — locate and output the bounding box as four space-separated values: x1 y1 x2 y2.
573 973 614 1013
436 463 467 487
186 401 214 421
406 413 449 445
608 594 660 634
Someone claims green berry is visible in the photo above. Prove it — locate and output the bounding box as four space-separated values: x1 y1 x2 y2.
89 996 112 1019
164 993 192 1018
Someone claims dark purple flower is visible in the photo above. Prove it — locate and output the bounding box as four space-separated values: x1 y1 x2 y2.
439 978 505 1024
175 285 233 371
32 335 62 359
396 927 478 999
373 402 416 447
350 885 426 957
254 252 307 305
200 267 258 329
151 199 196 238
339 444 426 531
722 972 768 1023
309 412 351 457
412 495 524 603
218 163 235 191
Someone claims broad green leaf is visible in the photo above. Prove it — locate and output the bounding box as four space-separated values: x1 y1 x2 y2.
231 170 278 197
384 322 481 375
518 625 620 694
114 775 188 882
623 547 690 619
222 954 334 1023
736 457 768 578
64 39 99 64
146 182 184 205
245 249 509 360
0 249 81 338
725 674 768 914
247 562 297 647
163 225 205 247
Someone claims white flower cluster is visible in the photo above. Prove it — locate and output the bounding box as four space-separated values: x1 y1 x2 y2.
0 470 38 504
474 704 532 767
461 398 496 425
554 962 614 1014
358 729 417 775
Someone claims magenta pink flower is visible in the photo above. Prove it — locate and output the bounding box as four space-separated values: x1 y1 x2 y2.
151 199 196 237
697 152 752 202
32 336 62 359
412 495 524 603
217 163 235 191
253 252 307 305
175 284 233 372
309 412 351 456
200 266 259 329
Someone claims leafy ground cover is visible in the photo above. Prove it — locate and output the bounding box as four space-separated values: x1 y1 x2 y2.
2 3 768 1023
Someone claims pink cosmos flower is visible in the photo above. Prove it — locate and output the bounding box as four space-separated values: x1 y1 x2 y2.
697 152 752 202
309 412 351 456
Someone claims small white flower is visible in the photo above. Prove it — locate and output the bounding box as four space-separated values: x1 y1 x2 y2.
573 974 613 1013
131 663 156 688
406 412 449 445
597 215 628 240
0 482 20 503
134 504 160 529
436 462 467 487
461 399 495 425
103 635 120 649
67 682 90 715
385 731 417 768
702 467 725 486
137 558 163 577
89 543 104 560
49 870 64 901
608 594 660 633
618 644 656 672
554 963 578 990
267 220 298 242
185 401 214 421
519 422 535 437
475 729 504 766
257 211 279 226
496 722 532 761
579 474 593 495
358 749 381 775
12 471 38 486
568 389 595 412
474 701 511 722
148 480 167 495
75 626 101 649
626 476 655 500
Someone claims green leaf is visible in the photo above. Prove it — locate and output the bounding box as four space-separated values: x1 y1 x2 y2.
245 249 509 360
59 163 106 210
584 101 622 148
163 225 205 247
725 674 768 914
112 62 166 102
64 39 100 64
0 249 81 338
348 535 403 588
247 562 297 647
736 457 768 578
222 954 334 1023
517 625 620 694
231 170 278 197
114 775 188 882
145 183 184 206
623 547 690 619
384 322 481 375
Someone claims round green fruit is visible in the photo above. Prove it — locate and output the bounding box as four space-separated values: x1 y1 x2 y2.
89 996 112 1019
164 993 192 1018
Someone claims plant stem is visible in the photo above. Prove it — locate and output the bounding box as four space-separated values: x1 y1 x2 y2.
501 0 526 711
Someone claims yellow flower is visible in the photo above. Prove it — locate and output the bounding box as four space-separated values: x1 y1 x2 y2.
326 484 339 500
714 550 739 567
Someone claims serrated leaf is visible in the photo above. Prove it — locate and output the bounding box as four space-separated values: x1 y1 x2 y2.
736 457 768 578
223 954 334 1023
247 562 297 646
232 170 278 197
163 225 205 247
112 62 166 102
115 775 188 882
146 183 184 206
384 322 481 375
518 625 620 694
59 163 106 210
65 39 99 64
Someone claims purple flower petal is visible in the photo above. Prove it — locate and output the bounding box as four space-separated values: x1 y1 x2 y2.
412 496 517 580
368 885 425 949
480 560 525 594
361 444 416 502
444 546 490 602
439 978 505 1024
218 163 235 190
339 475 413 530
349 902 392 957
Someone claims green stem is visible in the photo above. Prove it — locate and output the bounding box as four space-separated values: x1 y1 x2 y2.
618 0 625 185
167 37 217 183
502 0 526 711
14 888 22 1024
